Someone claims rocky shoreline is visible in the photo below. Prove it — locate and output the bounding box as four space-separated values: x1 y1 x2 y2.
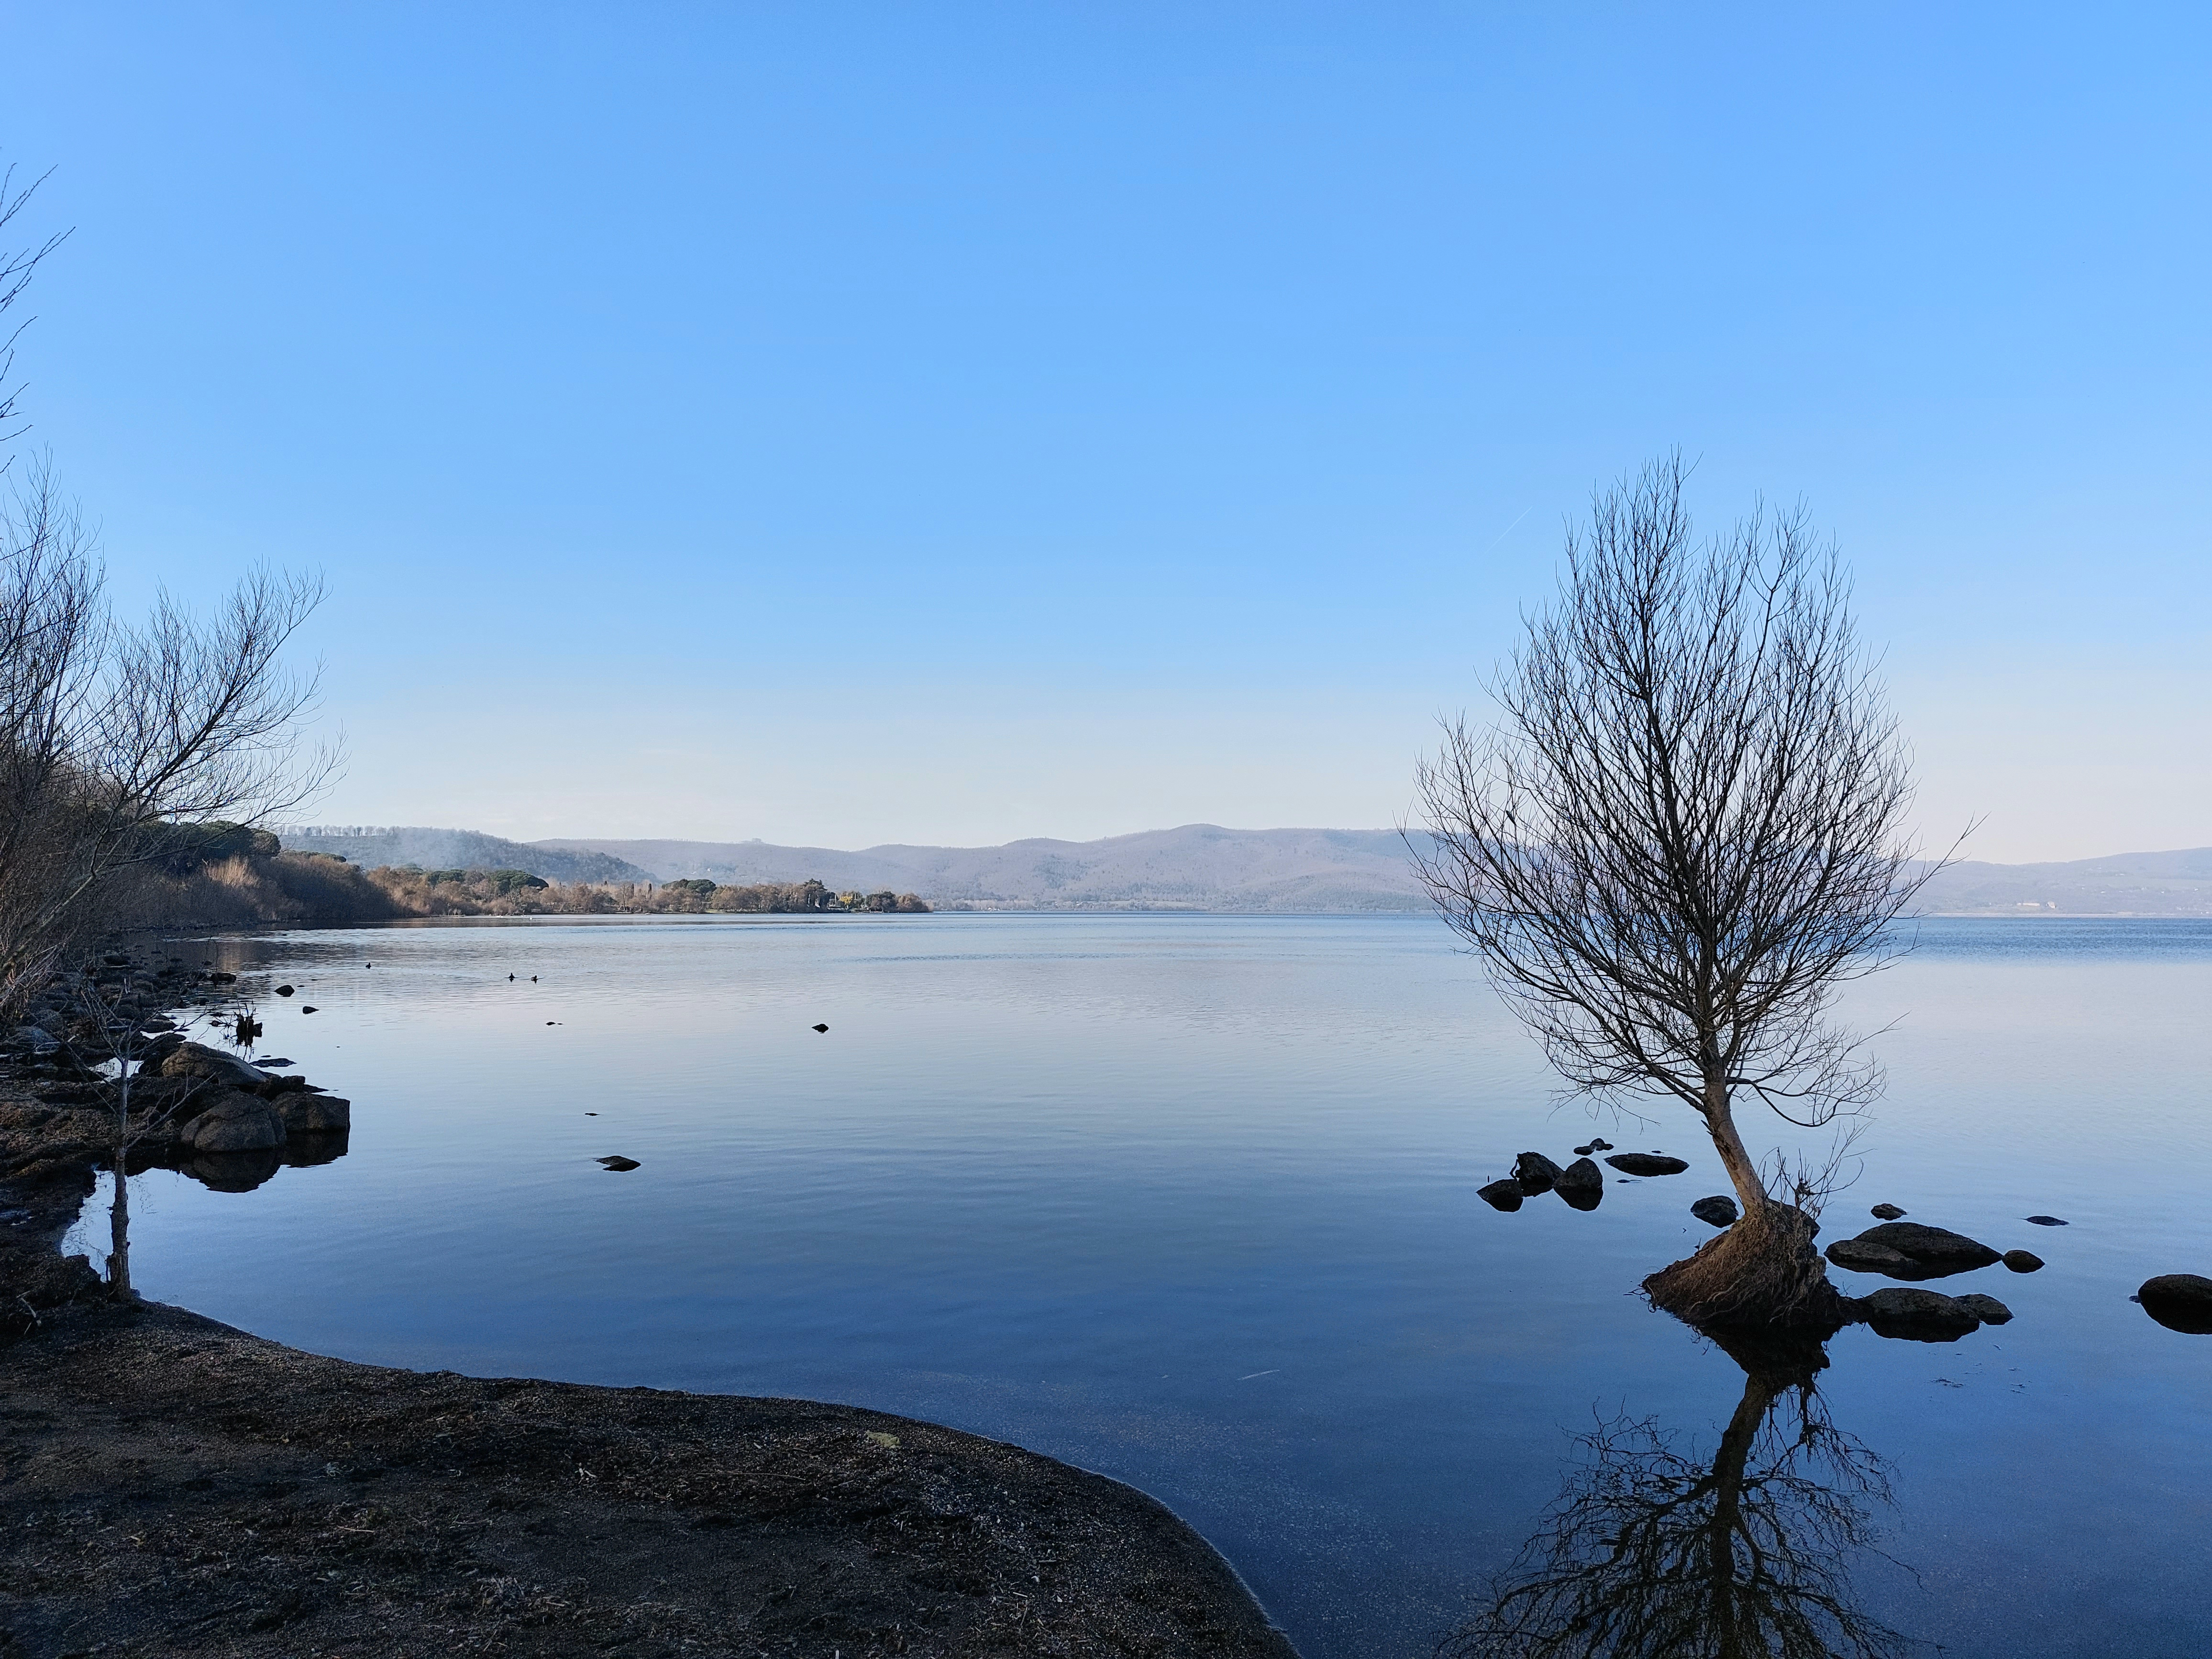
0 944 1299 1659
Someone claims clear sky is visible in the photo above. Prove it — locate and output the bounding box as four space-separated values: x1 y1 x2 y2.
5 4 2206 861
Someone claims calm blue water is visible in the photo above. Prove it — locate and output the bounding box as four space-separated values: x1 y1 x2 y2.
78 915 2212 1657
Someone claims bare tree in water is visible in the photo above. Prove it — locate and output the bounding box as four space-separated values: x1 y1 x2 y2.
1440 1330 1918 1659
1413 455 1944 1326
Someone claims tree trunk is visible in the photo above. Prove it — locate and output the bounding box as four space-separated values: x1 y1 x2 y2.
1700 1073 1770 1219
107 1164 132 1298
108 1083 133 1299
1642 1071 1840 1329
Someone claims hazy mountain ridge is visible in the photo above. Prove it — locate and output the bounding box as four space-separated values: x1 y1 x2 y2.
1911 848 2212 917
539 826 1435 911
277 824 2212 915
274 827 656 886
545 827 2212 916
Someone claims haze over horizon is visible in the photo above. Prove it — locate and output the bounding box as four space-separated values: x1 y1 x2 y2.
9 5 2208 863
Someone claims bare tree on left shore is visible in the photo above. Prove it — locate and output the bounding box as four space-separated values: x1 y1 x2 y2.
0 466 335 1010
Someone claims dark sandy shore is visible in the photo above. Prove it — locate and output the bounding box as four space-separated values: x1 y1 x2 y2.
0 1024 1298 1659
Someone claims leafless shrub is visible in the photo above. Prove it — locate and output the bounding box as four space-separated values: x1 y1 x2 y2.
0 464 334 1009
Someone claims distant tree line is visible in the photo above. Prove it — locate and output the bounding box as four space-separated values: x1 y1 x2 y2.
361 868 928 918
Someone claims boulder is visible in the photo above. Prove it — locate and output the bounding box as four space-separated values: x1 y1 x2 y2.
1825 1238 1924 1277
1513 1152 1562 1194
179 1092 287 1152
1869 1203 1906 1220
273 1092 350 1135
1690 1194 1739 1228
2002 1250 2044 1273
1554 1157 1603 1211
1476 1178 1524 1213
1853 1222 2001 1272
1604 1153 1688 1177
1955 1293 2013 1326
1855 1287 1982 1341
2136 1274 2212 1335
157 1041 270 1090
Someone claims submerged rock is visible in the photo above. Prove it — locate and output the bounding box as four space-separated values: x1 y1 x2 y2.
2003 1249 2045 1273
1955 1293 2013 1325
1604 1153 1688 1177
1855 1287 1982 1341
1853 1221 2001 1272
1476 1178 1524 1212
1554 1157 1603 1211
1690 1194 1739 1228
2136 1273 2212 1334
1513 1152 1562 1194
1869 1203 1906 1220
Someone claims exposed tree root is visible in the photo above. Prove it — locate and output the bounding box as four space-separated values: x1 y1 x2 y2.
1643 1201 1846 1330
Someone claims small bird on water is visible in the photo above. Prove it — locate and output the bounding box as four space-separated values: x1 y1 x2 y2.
812 1023 830 1033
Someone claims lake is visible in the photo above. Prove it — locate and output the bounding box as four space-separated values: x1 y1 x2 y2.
76 913 2212 1657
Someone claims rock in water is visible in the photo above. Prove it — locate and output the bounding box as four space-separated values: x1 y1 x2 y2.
1956 1293 2014 1325
1477 1178 1524 1213
275 984 295 996
1853 1221 2002 1272
1825 1238 1924 1277
2136 1274 2212 1334
2003 1249 2045 1272
1554 1157 1603 1211
274 1093 351 1134
1854 1287 1983 1341
157 1041 271 1090
1604 1153 1688 1177
2025 1215 2068 1226
1513 1152 1563 1194
1869 1203 1907 1220
1690 1194 1739 1228
180 1093 288 1152
812 1023 830 1033
596 1155 642 1172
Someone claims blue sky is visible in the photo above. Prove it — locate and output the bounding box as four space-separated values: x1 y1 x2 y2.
6 3 2207 859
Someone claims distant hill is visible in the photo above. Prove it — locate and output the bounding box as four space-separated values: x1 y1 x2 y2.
1912 847 2212 917
288 823 2212 916
274 826 656 886
546 827 2212 916
540 826 1434 911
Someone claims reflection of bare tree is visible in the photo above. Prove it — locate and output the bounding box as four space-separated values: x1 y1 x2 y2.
1444 1332 1918 1659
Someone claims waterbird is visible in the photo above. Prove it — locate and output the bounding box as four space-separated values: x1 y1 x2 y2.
812 1023 830 1033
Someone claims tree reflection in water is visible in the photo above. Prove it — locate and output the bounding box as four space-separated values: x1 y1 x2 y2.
1444 1328 1921 1659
